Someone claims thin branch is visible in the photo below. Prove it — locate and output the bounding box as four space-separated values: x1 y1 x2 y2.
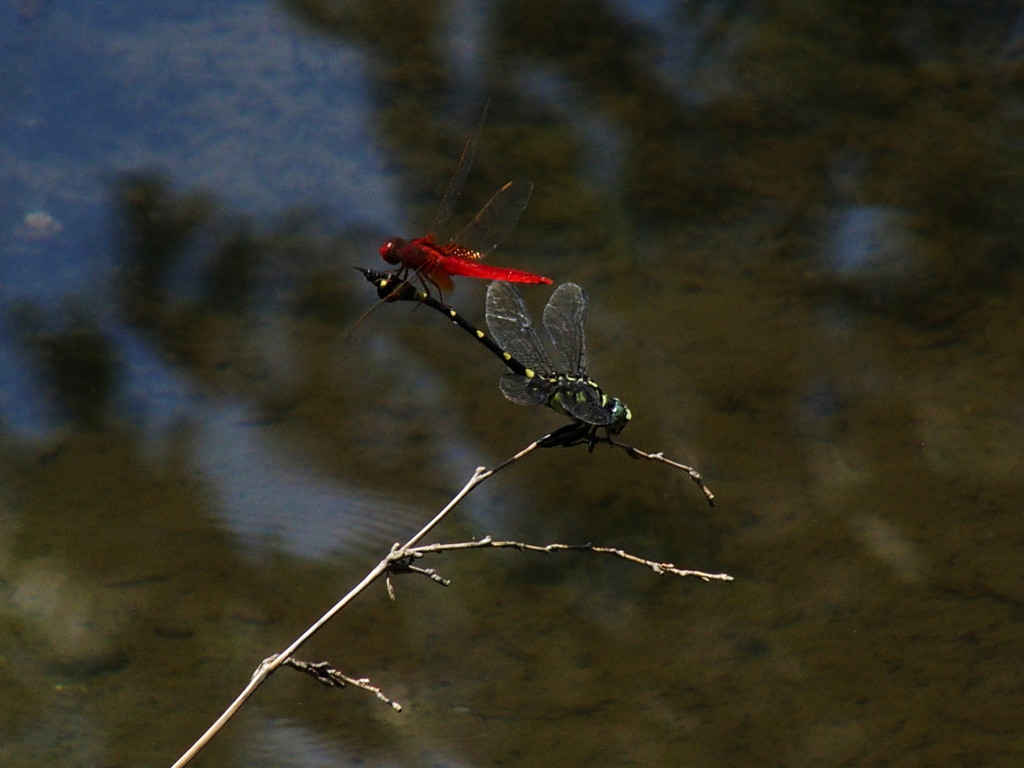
170 438 535 768
386 555 451 588
169 432 722 767
399 536 733 582
527 422 715 507
607 439 716 506
283 659 402 711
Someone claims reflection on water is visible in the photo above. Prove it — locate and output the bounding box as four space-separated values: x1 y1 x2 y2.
2 2 1023 767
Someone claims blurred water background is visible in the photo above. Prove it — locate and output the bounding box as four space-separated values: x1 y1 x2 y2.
1 2 1023 766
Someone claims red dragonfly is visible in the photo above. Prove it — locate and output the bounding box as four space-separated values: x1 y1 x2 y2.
377 106 552 294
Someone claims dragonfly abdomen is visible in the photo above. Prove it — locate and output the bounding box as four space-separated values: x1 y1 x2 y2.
359 269 632 445
360 268 532 378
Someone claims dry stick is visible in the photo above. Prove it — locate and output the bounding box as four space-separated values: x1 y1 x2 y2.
401 537 733 582
169 559 392 768
169 441 543 768
609 439 716 506
169 433 712 767
282 659 400 708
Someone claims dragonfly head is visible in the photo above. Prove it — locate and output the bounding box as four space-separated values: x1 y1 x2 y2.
607 397 632 435
380 238 406 265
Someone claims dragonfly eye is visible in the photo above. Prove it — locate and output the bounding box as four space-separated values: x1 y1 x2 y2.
380 238 405 264
609 399 632 434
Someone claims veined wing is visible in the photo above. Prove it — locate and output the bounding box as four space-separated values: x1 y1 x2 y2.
542 282 588 376
427 102 489 239
486 281 553 373
446 180 533 257
554 380 614 426
499 373 552 406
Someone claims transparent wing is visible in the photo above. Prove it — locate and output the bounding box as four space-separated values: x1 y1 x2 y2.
541 282 588 376
486 281 553 373
447 180 533 256
555 381 613 426
499 373 552 406
427 102 488 239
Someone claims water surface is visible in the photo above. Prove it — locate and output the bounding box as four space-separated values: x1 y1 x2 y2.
2 2 1022 766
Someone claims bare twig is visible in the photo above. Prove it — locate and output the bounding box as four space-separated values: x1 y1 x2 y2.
526 422 715 507
398 536 733 582
608 439 716 507
169 433 723 767
283 659 402 710
386 553 452 590
170 444 531 767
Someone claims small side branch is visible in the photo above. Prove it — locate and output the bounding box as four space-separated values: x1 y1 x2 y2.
386 553 451 598
283 658 402 711
531 424 716 507
609 439 716 507
398 536 733 582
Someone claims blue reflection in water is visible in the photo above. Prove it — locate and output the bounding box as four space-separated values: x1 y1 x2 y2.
517 66 624 189
0 323 53 439
113 324 200 436
441 0 492 106
605 0 743 106
0 2 406 437
825 205 915 279
194 399 424 560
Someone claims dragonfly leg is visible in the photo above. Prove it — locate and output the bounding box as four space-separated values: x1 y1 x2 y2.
538 422 595 449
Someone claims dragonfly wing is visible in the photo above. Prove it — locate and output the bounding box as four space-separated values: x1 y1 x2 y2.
499 373 551 406
555 381 613 426
427 103 489 238
542 283 588 375
448 180 533 256
486 281 552 372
